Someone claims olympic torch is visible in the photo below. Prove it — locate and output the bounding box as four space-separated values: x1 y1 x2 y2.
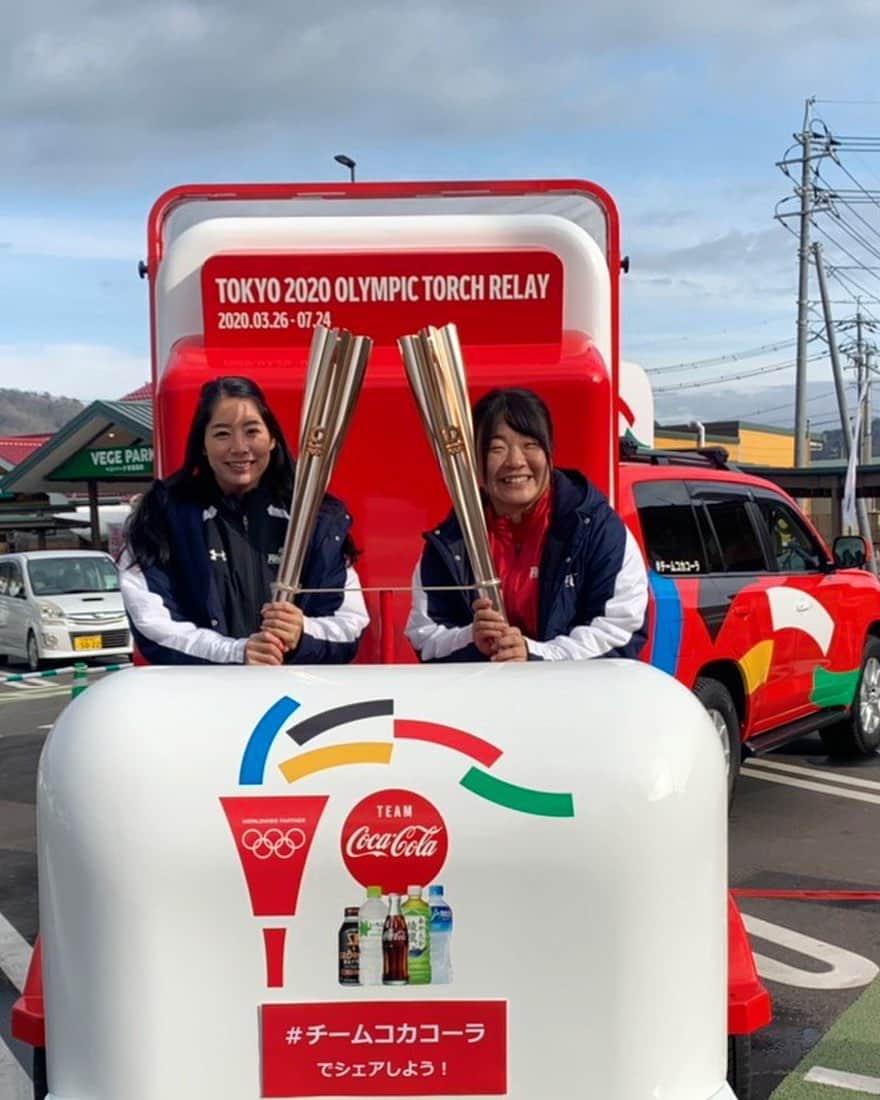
273 324 372 601
398 323 505 617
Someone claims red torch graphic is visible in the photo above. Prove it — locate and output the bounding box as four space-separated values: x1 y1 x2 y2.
221 795 328 988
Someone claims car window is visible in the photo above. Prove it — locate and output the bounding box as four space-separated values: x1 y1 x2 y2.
4 562 24 598
0 564 9 596
632 480 707 574
702 497 766 573
693 506 724 573
755 497 824 573
26 557 120 595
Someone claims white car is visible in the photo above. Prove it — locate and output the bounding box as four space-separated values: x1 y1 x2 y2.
0 550 132 671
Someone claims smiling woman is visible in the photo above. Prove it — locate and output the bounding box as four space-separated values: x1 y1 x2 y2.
118 376 369 666
203 394 277 496
406 387 649 663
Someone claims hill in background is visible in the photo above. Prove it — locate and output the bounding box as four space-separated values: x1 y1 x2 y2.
0 389 85 435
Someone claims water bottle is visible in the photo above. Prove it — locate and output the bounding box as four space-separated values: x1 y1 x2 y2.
358 886 387 986
428 884 453 983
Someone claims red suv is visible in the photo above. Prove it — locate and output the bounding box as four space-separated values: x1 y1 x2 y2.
619 447 880 799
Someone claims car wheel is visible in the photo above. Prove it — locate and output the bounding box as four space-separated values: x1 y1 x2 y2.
32 1046 48 1100
820 637 880 757
25 632 41 674
727 1034 751 1099
694 677 741 805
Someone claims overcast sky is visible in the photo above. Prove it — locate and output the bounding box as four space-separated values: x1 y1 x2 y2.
3 1 880 425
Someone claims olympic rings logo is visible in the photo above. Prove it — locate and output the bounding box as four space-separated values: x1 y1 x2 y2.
241 826 307 860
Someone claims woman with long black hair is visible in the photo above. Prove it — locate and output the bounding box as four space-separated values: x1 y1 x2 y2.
121 376 368 665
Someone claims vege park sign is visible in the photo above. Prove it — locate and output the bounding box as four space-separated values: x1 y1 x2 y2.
50 445 153 480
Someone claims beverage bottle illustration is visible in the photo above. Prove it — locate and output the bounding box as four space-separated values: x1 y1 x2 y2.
428 884 453 983
401 885 431 984
382 892 409 986
358 886 387 986
338 906 360 986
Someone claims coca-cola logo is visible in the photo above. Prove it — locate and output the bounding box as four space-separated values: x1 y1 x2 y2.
346 823 443 860
340 788 448 895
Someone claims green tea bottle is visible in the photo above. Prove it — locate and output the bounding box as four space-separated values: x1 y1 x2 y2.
401 884 432 984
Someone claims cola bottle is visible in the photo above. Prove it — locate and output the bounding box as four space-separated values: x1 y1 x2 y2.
382 892 409 986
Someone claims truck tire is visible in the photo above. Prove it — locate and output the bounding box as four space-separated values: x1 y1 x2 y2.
694 677 741 805
821 638 880 757
727 1034 751 1099
32 1047 47 1100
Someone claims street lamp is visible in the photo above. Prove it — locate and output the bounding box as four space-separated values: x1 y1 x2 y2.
334 154 356 183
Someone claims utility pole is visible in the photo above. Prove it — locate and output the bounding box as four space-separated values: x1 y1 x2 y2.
813 243 851 448
794 97 815 467
868 347 875 464
813 242 875 563
857 310 872 464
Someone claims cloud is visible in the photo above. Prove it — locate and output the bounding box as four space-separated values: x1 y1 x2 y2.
3 1 877 403
4 1 879 182
0 344 149 402
0 216 141 261
621 224 797 360
654 381 847 427
634 226 790 278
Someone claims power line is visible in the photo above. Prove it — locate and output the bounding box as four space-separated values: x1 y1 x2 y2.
811 219 877 275
645 339 798 375
826 268 880 324
817 199 880 264
809 224 880 323
737 386 854 421
831 159 880 218
653 353 825 394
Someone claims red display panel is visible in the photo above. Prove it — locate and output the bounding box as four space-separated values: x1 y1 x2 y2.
261 1000 507 1097
201 250 563 347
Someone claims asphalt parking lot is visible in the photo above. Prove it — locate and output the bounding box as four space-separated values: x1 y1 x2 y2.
734 740 880 1098
0 674 878 1099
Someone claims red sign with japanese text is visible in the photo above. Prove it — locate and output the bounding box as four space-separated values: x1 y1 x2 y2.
201 250 563 347
340 789 448 895
220 796 328 917
261 1000 507 1097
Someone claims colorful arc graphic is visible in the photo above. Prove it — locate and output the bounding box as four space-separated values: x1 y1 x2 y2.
239 696 300 785
239 696 574 817
279 742 393 782
460 767 575 817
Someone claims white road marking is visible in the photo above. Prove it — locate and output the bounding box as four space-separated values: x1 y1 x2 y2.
745 757 880 791
744 914 879 990
0 687 68 705
3 678 54 691
0 1043 30 1099
805 1066 880 1094
0 912 35 1088
741 767 880 805
0 912 32 993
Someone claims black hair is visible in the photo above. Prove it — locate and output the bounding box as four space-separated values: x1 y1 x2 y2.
471 388 554 476
124 376 294 569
